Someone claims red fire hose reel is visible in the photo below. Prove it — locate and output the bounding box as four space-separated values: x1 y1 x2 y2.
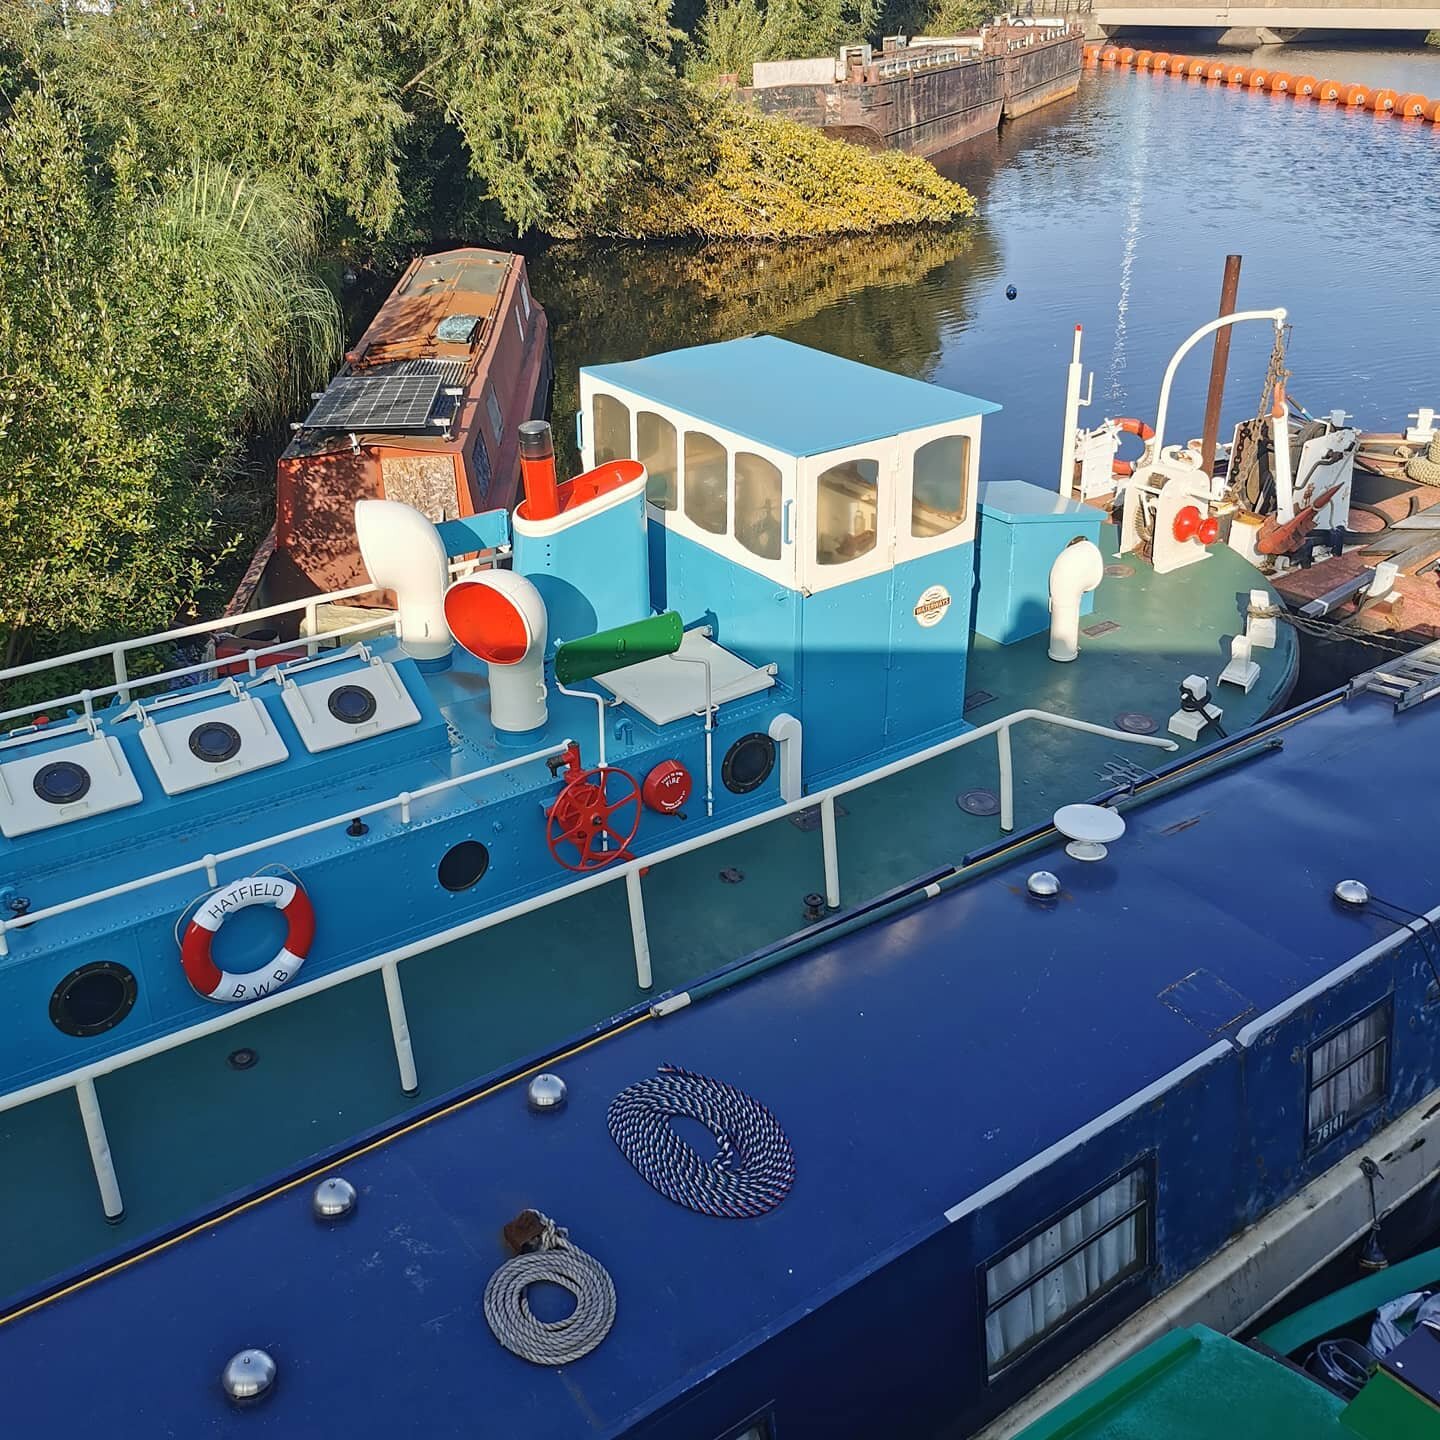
545 742 642 872
1173 505 1220 547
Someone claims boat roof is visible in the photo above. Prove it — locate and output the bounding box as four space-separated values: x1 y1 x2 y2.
1012 1326 1346 1438
583 336 1001 457
3 685 1432 1436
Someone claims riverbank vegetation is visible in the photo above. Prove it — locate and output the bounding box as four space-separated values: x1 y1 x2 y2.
0 0 976 669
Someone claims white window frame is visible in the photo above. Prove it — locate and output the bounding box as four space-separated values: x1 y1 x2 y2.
515 308 526 344
1306 999 1391 1150
799 439 899 593
894 418 982 563
981 1161 1152 1381
575 378 796 585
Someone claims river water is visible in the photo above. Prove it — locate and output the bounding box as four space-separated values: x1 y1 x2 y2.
532 44 1440 484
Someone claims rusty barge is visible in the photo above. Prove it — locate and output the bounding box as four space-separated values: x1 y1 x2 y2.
742 19 1084 157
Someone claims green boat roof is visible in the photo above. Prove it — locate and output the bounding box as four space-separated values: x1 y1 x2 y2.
1014 1326 1346 1440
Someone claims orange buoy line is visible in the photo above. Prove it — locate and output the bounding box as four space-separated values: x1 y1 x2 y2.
1081 45 1440 121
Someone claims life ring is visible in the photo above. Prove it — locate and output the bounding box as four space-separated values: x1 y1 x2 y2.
180 876 315 1002
1111 417 1157 479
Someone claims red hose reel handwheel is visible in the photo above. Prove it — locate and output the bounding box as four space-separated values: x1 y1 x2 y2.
1173 505 1219 546
545 742 642 872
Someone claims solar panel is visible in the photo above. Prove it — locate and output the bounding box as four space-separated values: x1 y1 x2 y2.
301 375 444 433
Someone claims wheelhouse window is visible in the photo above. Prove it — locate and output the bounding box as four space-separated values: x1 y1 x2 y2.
983 1164 1150 1379
912 434 970 539
1307 1001 1390 1149
816 457 879 566
637 411 678 511
684 429 729 535
515 308 526 343
485 385 504 444
520 279 532 318
735 452 783 561
592 392 631 465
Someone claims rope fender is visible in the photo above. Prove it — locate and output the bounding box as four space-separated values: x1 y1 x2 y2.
483 1213 616 1366
607 1064 796 1218
1406 433 1440 487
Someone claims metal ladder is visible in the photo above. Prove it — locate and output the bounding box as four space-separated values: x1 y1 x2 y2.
1349 640 1440 712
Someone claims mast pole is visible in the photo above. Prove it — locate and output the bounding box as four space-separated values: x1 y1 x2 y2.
1200 254 1243 476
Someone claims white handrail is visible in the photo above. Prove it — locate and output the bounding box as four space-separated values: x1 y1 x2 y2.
1151 309 1287 463
0 740 573 955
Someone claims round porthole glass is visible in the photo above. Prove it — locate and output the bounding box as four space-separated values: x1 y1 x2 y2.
188 720 242 763
50 962 138 1037
328 685 378 724
438 840 490 892
33 761 92 806
721 733 776 795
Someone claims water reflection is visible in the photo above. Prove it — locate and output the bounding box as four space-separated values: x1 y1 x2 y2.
535 44 1440 486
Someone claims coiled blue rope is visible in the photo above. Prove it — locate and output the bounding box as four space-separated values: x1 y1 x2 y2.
607 1064 796 1218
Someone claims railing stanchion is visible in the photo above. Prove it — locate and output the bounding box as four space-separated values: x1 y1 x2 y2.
112 650 131 704
304 600 320 656
998 724 1015 833
626 867 653 990
381 961 419 1097
821 793 841 909
75 1077 124 1222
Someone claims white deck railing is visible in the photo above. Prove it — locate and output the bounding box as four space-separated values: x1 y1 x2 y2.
0 705 1176 1225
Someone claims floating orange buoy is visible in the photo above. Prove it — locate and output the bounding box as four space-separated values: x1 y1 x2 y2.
1426 97 1440 122
1227 66 1251 86
1187 59 1207 78
1395 92 1428 117
1207 63 1227 81
1341 84 1372 108
1269 72 1294 94
1135 50 1154 69
1370 89 1398 113
1083 44 1099 64
1249 70 1269 89
1292 74 1318 97
1316 79 1343 103
1101 45 1120 63
1153 52 1173 71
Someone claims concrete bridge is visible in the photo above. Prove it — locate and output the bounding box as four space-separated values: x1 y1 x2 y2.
1028 0 1440 43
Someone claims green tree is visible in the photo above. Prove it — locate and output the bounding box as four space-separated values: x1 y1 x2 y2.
0 93 340 672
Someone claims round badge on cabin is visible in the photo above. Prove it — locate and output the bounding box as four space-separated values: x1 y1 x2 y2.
32 760 92 805
913 584 952 629
49 961 138 1037
328 684 378 725
188 720 243 763
721 733 776 795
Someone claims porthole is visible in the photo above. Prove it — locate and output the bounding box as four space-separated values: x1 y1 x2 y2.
721 733 776 795
33 760 91 806
188 720 242 763
50 962 137 1038
328 685 378 725
438 840 490 892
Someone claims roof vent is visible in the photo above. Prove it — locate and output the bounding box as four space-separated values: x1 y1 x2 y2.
435 313 480 344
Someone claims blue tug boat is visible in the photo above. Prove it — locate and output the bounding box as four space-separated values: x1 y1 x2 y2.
4 328 1399 1436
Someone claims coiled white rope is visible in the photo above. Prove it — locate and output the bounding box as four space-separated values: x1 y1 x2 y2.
483 1212 616 1366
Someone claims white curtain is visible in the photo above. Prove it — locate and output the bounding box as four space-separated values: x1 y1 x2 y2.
984 1169 1144 1375
1308 1008 1387 1143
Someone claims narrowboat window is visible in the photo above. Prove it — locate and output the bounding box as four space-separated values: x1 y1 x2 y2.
912 434 970 538
716 1414 773 1440
515 308 525 343
485 386 504 444
983 1164 1150 1379
816 458 879 566
1307 1000 1391 1149
469 431 492 502
735 452 783 560
637 411 678 511
521 280 531 318
593 392 631 465
684 429 729 535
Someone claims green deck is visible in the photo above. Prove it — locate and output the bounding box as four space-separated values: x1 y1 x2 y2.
0 534 1297 1303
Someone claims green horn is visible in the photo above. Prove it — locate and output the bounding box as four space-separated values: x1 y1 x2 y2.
554 611 684 686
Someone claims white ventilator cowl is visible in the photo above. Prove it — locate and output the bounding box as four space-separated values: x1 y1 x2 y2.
355 499 455 663
1048 538 1105 663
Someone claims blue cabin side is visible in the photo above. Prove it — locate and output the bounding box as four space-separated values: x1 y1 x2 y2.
581 338 1001 784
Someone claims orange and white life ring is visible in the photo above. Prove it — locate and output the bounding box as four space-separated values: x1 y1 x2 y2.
180 876 315 1003
1111 417 1157 479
